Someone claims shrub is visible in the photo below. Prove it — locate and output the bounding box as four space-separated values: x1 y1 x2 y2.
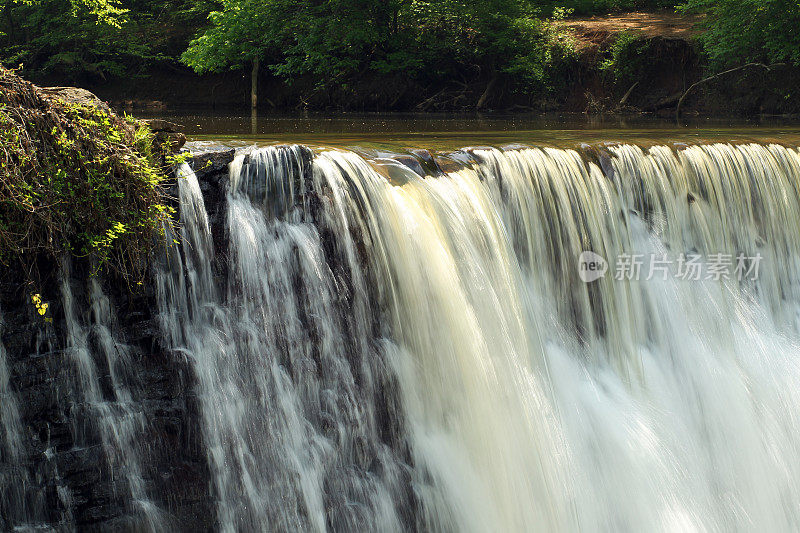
680 0 800 69
0 68 173 284
599 31 650 85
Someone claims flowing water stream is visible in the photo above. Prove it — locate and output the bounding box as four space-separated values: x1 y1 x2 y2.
160 140 800 532
5 135 800 532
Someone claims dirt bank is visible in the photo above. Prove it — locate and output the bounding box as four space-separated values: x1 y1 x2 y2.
563 11 703 45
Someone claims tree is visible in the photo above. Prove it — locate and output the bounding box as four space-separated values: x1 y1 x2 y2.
182 0 571 109
0 0 216 83
0 0 129 79
680 0 800 68
180 0 277 109
181 0 414 107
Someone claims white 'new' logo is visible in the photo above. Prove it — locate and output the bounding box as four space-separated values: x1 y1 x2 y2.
578 251 607 282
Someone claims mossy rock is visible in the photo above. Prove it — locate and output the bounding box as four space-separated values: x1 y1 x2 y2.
0 68 177 286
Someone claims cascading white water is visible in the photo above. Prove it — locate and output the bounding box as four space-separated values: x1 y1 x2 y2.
0 306 31 529
163 141 800 532
157 161 411 532
60 266 166 531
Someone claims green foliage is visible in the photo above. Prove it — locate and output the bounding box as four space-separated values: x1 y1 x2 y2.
545 0 675 17
0 0 127 79
680 0 800 68
0 68 172 281
182 0 577 102
180 0 285 74
0 0 217 82
599 31 649 84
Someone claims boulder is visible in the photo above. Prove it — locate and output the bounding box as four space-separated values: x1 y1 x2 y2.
40 86 111 114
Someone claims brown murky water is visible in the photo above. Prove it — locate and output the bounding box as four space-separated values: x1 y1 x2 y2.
142 111 800 151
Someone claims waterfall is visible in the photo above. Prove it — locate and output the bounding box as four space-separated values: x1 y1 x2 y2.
60 265 166 531
156 161 412 531
0 306 31 529
5 139 800 531
162 142 800 532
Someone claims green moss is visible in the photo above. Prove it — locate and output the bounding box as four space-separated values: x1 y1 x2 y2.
0 68 174 284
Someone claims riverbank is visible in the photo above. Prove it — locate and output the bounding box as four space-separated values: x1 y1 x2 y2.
27 11 797 118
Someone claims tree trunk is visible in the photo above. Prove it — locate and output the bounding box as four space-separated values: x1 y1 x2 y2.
4 2 17 42
476 73 498 110
251 58 259 110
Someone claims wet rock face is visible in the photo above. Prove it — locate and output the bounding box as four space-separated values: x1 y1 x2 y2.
0 272 214 532
162 148 233 264
0 150 237 532
191 148 235 213
190 148 235 259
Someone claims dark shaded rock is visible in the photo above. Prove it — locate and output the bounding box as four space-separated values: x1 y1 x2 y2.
155 131 187 152
144 118 188 152
190 148 235 259
0 263 215 532
192 149 235 186
0 144 239 531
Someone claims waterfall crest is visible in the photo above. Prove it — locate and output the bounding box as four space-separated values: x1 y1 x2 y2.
157 161 412 531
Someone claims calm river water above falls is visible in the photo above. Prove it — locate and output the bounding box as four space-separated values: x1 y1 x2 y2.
145 111 800 149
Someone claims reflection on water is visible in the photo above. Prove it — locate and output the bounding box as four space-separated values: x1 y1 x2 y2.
143 111 800 151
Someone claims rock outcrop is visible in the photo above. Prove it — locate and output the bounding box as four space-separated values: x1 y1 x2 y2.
40 86 112 114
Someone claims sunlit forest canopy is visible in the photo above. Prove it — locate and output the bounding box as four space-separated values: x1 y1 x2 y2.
0 0 797 109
